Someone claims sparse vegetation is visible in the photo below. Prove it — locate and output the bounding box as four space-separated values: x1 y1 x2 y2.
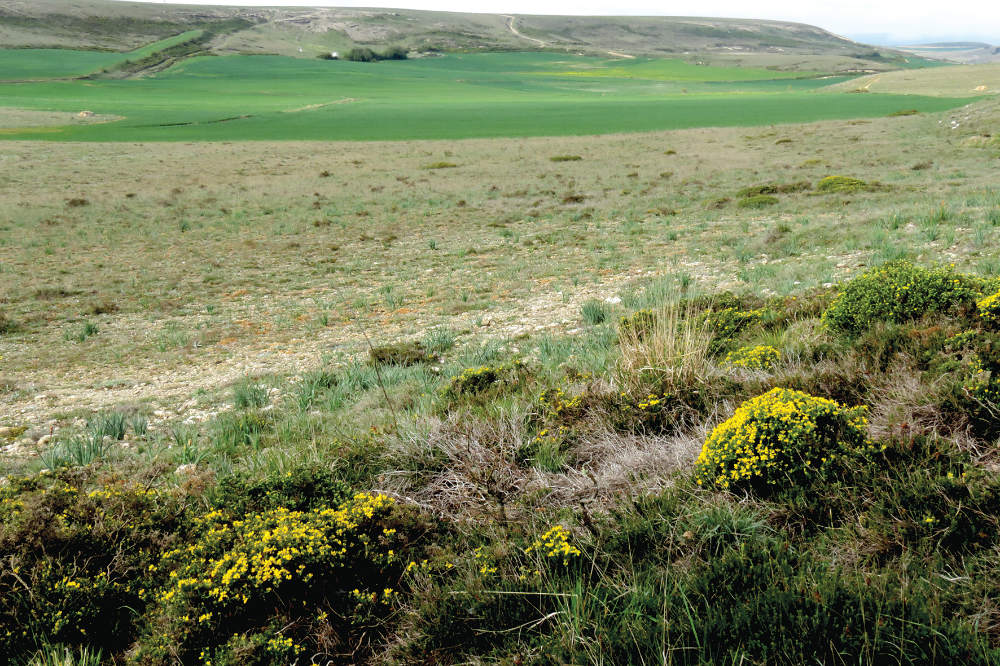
4 27 1000 664
737 193 780 208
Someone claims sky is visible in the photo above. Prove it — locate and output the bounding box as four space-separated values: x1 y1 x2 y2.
139 0 997 44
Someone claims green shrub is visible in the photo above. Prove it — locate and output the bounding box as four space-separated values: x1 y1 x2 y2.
0 309 17 335
694 387 875 491
380 45 408 60
618 309 656 340
815 175 873 193
423 161 457 169
443 362 526 399
0 475 189 662
701 306 768 350
822 261 983 336
343 47 378 62
368 340 436 366
549 155 582 162
736 181 810 197
737 194 779 208
342 46 407 61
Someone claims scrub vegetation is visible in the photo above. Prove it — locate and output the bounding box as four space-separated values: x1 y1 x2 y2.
3 12 1000 665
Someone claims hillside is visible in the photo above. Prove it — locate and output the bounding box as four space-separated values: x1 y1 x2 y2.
823 62 1000 96
0 0 929 72
897 41 1000 65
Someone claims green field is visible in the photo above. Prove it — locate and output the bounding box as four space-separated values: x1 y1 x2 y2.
0 51 969 141
0 31 203 81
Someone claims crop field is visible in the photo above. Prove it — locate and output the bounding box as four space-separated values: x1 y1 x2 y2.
4 42 1000 665
0 51 970 141
0 32 203 81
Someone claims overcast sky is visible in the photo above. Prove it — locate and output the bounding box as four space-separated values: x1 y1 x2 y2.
141 1 996 44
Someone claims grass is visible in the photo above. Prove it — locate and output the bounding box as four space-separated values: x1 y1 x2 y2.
0 52 969 141
0 31 203 81
4 47 1000 665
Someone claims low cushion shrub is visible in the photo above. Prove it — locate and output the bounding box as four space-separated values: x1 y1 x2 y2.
725 344 780 370
822 261 983 336
694 387 875 491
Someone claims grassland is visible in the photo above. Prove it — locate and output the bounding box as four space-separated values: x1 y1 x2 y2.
0 31 204 81
0 52 969 142
4 40 1000 665
826 62 1000 96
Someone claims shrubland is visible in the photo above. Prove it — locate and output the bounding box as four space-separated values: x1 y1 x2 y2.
4 260 1000 664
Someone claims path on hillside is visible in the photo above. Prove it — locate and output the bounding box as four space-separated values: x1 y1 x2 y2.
501 15 548 47
501 15 635 59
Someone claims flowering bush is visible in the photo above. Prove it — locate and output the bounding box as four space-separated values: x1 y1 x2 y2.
725 345 780 371
815 175 872 193
135 493 409 665
0 475 186 661
695 388 876 491
702 307 768 351
823 261 982 336
977 289 1000 327
525 525 581 566
444 361 527 400
964 356 1000 404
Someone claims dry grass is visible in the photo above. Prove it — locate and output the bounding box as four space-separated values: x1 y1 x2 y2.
3 98 1000 429
616 302 716 396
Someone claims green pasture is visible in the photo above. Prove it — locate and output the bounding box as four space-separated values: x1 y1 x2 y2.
0 51 970 141
0 31 202 81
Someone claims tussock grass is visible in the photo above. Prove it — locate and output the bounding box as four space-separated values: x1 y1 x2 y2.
616 302 716 398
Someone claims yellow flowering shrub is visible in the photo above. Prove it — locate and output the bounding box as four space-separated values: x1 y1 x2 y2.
136 493 407 665
725 345 780 371
0 474 186 661
977 289 1000 326
702 307 769 352
444 361 528 400
964 356 1000 404
695 388 876 491
525 525 581 566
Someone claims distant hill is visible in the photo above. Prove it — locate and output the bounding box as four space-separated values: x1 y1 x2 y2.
0 0 934 72
896 41 1000 64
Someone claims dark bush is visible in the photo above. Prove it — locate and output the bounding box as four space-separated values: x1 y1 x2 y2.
368 340 436 366
343 47 378 62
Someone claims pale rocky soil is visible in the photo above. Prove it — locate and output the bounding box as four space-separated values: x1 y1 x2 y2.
3 104 998 458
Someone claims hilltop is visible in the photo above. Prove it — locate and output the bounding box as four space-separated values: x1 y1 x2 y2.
1 0 928 72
